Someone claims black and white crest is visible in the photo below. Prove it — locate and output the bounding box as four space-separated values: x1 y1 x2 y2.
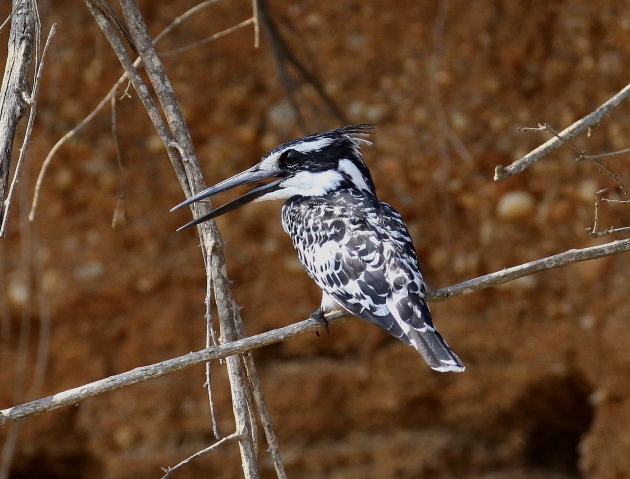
172 125 464 373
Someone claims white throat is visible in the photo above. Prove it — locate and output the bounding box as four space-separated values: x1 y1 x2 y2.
256 170 344 201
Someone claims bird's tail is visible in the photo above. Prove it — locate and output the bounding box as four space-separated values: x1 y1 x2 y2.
406 327 465 373
391 297 465 373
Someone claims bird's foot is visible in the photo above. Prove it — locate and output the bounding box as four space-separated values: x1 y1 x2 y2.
310 308 329 336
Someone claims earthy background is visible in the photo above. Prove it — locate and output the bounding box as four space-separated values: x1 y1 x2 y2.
2 1 630 478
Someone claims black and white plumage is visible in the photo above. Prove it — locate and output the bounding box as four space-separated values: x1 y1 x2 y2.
172 125 464 373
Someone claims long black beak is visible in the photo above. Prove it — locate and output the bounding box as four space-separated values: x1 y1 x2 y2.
171 165 284 231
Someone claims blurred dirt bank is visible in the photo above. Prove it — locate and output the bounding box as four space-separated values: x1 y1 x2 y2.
2 1 630 478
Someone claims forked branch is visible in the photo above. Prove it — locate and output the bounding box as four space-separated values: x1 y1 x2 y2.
494 81 630 181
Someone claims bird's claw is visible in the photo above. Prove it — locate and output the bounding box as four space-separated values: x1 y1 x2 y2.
310 308 329 336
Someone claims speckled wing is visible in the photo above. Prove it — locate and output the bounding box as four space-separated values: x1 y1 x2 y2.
282 191 464 372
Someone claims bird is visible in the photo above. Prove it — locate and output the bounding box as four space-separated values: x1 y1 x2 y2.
171 125 464 373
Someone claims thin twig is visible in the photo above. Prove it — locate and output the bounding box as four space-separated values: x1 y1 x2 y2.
87 0 136 54
587 196 630 237
26 225 51 400
580 146 630 160
160 17 254 57
257 0 304 130
589 158 629 194
29 78 119 221
155 0 222 41
520 123 630 194
495 81 630 181
589 225 630 237
204 258 219 439
251 0 260 48
518 124 630 194
110 86 128 227
0 14 11 33
589 196 602 236
3 236 630 425
257 0 347 131
161 432 240 478
428 0 474 165
0 238 7 338
243 354 287 479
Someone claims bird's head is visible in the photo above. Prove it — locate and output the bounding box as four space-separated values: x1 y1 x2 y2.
171 124 376 230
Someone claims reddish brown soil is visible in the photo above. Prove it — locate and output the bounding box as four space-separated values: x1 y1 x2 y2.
2 1 630 478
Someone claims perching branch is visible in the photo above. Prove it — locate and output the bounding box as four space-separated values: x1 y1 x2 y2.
3 235 630 425
428 237 630 301
494 80 630 181
0 311 331 424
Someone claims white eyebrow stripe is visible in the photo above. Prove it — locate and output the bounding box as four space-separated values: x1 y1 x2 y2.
290 137 333 153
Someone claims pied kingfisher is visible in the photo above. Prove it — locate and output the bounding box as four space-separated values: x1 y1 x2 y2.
171 125 464 373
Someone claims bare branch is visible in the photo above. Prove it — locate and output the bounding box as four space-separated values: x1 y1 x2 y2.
3 236 630 425
0 0 36 233
113 0 261 475
495 81 630 181
428 237 630 301
2 20 55 233
109 86 128 228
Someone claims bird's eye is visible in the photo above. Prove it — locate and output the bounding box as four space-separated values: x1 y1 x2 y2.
280 149 301 166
